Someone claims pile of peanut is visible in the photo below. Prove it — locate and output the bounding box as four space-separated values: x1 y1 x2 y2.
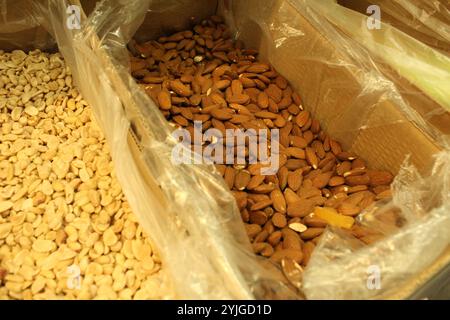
129 16 393 271
0 49 170 299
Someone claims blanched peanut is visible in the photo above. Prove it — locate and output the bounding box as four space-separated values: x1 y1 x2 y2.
0 50 171 300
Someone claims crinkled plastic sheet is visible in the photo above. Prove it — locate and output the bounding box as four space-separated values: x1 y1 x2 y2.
339 0 450 55
1 0 449 300
325 0 450 137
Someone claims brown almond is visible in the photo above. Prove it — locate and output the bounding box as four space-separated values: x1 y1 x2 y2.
277 166 289 189
247 174 265 190
171 79 192 96
143 76 164 84
250 199 273 211
312 171 333 189
224 166 235 189
300 227 324 240
157 90 172 110
227 94 250 105
284 188 302 205
234 170 251 190
287 199 315 217
247 63 270 73
290 136 308 149
249 211 268 225
295 110 310 127
272 212 288 228
305 147 318 169
265 84 282 103
210 108 234 120
253 183 276 194
329 176 345 187
303 215 328 228
172 115 189 127
271 249 303 264
282 229 302 250
255 111 277 119
267 231 283 246
367 170 394 187
287 169 303 191
270 189 286 213
231 79 243 96
338 203 361 216
286 147 306 159
376 189 392 200
345 174 370 186
257 91 269 109
336 161 352 176
329 139 342 155
254 230 269 243
245 224 261 239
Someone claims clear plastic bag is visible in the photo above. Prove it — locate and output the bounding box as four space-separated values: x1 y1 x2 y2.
1 0 449 299
339 0 450 55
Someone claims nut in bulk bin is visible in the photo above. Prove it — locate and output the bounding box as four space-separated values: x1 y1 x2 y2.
0 39 171 299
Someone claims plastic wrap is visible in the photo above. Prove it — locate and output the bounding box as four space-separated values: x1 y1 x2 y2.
339 0 450 55
324 0 450 137
0 0 449 300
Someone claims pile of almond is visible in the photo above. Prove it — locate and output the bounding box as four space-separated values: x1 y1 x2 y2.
128 16 393 269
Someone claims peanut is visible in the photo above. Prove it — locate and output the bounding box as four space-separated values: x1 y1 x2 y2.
0 50 171 300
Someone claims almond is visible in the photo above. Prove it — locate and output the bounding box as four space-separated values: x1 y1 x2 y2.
303 215 328 228
245 224 262 239
270 189 286 213
234 170 251 190
257 92 269 109
249 211 268 225
328 176 345 187
255 111 277 119
305 147 318 169
272 212 288 228
295 110 310 127
270 249 303 264
286 147 306 159
282 229 302 250
300 227 324 240
287 199 315 217
288 222 307 233
265 84 282 103
210 108 234 120
367 170 394 186
312 171 333 189
247 63 270 73
250 199 273 211
338 203 361 216
345 174 370 186
277 166 289 190
224 166 235 189
231 79 243 96
287 169 303 191
268 230 283 246
170 79 192 96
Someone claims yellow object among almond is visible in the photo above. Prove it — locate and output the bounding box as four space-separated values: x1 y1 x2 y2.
314 207 355 229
